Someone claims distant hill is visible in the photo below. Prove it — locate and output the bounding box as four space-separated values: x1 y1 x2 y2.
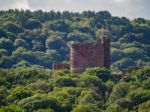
0 10 150 70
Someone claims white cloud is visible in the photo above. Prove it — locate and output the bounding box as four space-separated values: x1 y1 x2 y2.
12 0 30 10
114 0 125 3
0 0 30 10
64 0 72 3
0 0 149 19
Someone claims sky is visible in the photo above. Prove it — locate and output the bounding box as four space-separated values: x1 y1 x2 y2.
0 0 150 19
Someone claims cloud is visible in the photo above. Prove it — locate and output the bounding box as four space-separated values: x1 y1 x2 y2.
0 0 30 10
114 0 125 3
0 0 149 19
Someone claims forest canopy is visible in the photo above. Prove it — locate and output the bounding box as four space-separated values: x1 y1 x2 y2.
0 10 150 70
0 9 150 112
0 66 150 112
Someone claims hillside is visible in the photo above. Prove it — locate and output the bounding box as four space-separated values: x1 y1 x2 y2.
0 67 150 111
0 10 150 70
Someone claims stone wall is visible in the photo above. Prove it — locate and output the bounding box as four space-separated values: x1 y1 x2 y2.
70 37 110 73
53 63 70 70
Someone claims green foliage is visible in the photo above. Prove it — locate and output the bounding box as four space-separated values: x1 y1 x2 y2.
80 74 102 87
111 48 126 62
84 67 113 82
105 104 125 112
72 104 99 112
0 10 149 69
67 31 93 43
0 27 6 37
7 86 32 103
3 21 22 33
113 58 136 70
138 100 150 112
13 39 28 48
48 20 70 32
0 66 150 111
0 86 8 105
0 105 25 112
29 80 53 93
123 67 150 82
18 94 60 112
77 90 103 108
96 29 112 38
123 47 146 60
23 18 41 29
127 88 150 107
0 9 150 112
54 76 76 87
0 49 9 57
14 60 31 68
46 35 66 50
35 108 54 112
142 78 150 89
0 38 13 52
48 87 81 112
108 82 130 104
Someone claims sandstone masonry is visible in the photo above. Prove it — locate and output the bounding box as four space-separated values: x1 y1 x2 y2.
53 36 110 73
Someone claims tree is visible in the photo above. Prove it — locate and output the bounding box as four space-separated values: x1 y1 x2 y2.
29 80 52 93
7 86 32 103
77 90 102 108
96 29 112 39
48 87 80 112
23 19 41 29
108 82 129 104
54 76 76 87
79 74 103 88
84 67 113 82
127 88 150 106
111 48 126 62
0 105 25 112
138 100 150 112
93 11 111 28
0 86 8 106
0 49 9 57
0 38 13 52
18 94 61 112
67 32 93 43
105 104 124 112
0 56 14 68
3 22 22 33
13 39 29 49
113 58 136 70
123 67 150 82
133 18 146 24
46 35 66 50
72 104 99 112
48 20 70 32
0 27 6 37
81 11 95 18
123 47 146 60
36 108 54 112
14 60 31 68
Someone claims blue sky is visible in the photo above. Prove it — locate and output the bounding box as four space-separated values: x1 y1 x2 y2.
0 0 149 19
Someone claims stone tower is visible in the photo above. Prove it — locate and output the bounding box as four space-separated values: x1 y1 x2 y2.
70 36 110 73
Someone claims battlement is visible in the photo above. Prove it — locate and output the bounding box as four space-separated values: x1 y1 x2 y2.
71 42 96 48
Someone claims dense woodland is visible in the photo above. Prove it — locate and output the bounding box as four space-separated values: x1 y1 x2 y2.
0 10 150 70
0 10 150 112
0 67 150 112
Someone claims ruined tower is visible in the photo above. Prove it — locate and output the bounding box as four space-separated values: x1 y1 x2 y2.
70 36 110 73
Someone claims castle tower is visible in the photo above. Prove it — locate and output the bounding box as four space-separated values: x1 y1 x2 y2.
102 36 110 69
70 35 110 73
